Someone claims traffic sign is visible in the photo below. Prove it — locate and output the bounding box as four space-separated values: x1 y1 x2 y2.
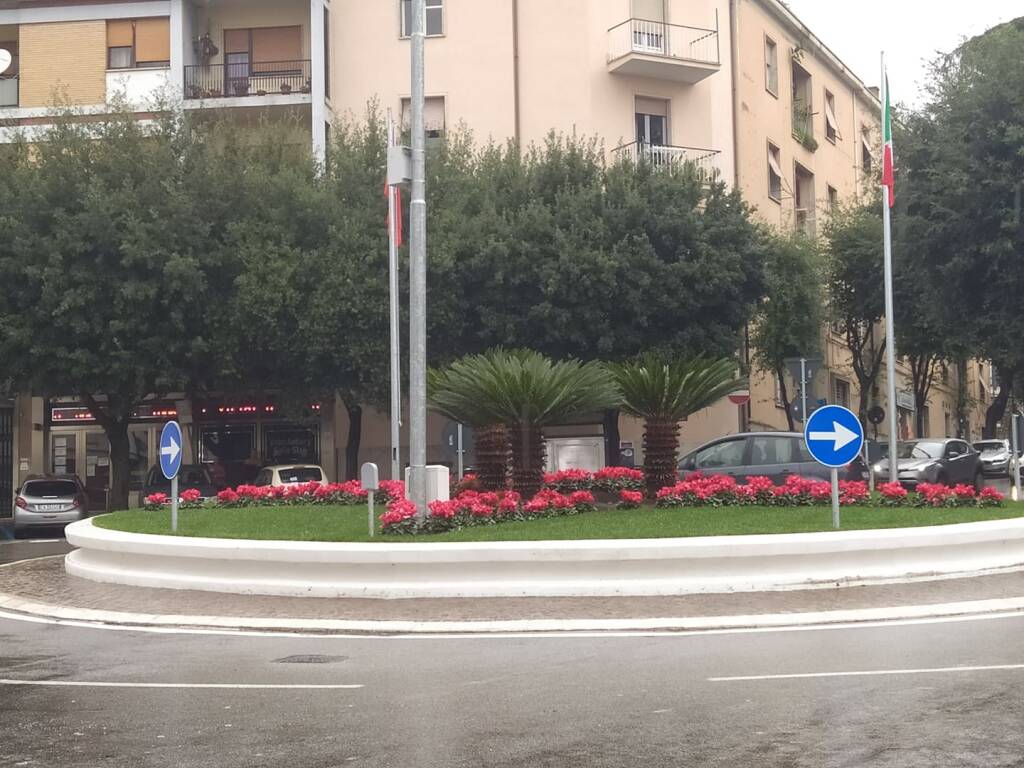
159 421 183 480
803 405 864 468
784 356 821 389
728 389 751 406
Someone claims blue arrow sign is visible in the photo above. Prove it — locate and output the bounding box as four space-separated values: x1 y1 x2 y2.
803 405 864 468
159 421 183 480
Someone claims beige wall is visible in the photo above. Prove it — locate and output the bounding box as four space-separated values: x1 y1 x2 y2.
19 20 106 107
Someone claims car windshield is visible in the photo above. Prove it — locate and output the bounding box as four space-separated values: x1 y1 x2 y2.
973 441 1004 452
149 467 212 487
22 480 78 497
896 441 945 460
278 467 322 483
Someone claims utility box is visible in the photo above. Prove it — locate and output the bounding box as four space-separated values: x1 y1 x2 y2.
405 465 450 504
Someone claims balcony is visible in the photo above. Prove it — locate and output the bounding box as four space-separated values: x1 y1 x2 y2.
607 19 720 84
184 60 312 102
0 75 17 108
612 142 721 181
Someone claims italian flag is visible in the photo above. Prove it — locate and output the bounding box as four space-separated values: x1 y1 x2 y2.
881 74 895 207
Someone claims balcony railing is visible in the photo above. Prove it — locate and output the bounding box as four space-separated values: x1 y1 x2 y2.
612 142 721 180
0 75 18 108
608 19 720 67
184 60 311 100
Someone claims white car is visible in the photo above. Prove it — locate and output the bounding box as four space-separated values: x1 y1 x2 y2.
254 464 327 487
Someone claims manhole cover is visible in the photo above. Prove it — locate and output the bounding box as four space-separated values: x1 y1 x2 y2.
272 655 349 664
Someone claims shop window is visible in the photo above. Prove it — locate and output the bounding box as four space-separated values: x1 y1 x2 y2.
51 434 76 476
128 428 149 491
107 18 170 69
401 0 443 38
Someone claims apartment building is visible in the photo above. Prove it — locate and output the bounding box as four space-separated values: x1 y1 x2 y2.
0 0 994 507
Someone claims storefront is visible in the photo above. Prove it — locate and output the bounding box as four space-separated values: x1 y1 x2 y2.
46 397 325 509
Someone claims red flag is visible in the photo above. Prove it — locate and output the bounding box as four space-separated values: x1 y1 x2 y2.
881 74 894 207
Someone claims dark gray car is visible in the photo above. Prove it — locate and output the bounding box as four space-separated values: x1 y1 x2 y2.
677 432 864 484
872 438 982 489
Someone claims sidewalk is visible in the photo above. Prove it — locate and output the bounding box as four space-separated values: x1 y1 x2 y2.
3 554 1024 633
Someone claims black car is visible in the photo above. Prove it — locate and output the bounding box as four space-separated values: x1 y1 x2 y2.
677 432 865 485
142 464 220 500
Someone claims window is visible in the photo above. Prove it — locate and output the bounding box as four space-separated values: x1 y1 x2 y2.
0 41 18 77
861 128 873 173
827 185 838 212
764 36 778 96
824 89 839 143
791 59 812 139
694 439 746 470
832 377 850 409
635 97 669 146
106 18 170 69
749 436 796 467
767 142 783 202
323 6 330 98
401 0 444 38
401 95 446 138
794 162 815 235
919 406 930 438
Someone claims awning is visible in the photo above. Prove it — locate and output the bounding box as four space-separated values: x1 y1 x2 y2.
824 100 841 139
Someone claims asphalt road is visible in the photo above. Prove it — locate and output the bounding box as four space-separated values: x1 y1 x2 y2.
2 542 1024 767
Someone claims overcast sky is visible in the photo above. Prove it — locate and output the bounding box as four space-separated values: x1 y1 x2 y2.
782 1 1019 104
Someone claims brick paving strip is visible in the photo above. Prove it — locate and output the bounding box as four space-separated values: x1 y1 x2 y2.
2 556 1024 628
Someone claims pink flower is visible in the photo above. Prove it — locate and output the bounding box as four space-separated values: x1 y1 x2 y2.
144 492 168 506
619 490 643 505
216 488 240 504
179 488 202 503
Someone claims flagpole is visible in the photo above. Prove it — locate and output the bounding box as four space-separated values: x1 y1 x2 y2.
387 112 402 482
881 51 899 483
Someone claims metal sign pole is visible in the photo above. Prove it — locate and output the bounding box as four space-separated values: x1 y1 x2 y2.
830 467 840 529
881 53 899 484
170 475 179 534
368 494 375 538
1012 413 1021 502
457 423 464 480
800 358 808 423
387 113 402 483
864 440 874 494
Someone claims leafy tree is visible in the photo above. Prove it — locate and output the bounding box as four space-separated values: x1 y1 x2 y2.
823 203 886 424
750 232 823 430
0 106 239 510
608 356 745 496
905 19 1024 436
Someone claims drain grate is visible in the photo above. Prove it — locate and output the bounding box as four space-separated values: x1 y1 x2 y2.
272 655 349 665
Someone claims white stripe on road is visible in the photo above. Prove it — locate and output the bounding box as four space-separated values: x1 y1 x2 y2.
709 663 1024 682
0 679 363 690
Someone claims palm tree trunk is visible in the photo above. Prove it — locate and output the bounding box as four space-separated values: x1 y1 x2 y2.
474 423 509 491
643 418 680 497
511 425 545 498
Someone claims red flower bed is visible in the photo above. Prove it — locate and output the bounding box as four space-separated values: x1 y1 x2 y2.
617 490 643 510
543 467 645 493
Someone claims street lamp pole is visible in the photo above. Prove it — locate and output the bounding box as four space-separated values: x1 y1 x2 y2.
881 52 899 483
408 0 428 516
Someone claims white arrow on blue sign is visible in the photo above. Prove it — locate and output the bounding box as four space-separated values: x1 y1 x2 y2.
159 421 183 480
803 405 864 469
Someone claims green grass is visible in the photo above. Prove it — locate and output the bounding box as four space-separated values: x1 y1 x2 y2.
93 502 1024 543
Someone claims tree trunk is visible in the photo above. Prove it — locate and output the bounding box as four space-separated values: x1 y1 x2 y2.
474 423 509 491
106 424 131 512
510 425 544 499
777 367 795 431
603 409 621 466
343 399 362 480
984 369 1013 439
643 417 681 498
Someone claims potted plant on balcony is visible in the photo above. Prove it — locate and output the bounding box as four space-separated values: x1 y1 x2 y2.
232 81 249 97
280 83 292 95
300 78 311 94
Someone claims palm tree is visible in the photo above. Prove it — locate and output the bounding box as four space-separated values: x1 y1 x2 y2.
609 355 746 497
429 349 618 497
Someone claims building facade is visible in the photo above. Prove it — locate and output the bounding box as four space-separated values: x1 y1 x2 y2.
0 0 994 512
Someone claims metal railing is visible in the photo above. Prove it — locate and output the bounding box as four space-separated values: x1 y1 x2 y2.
608 19 720 66
0 76 18 108
612 142 721 180
184 59 311 100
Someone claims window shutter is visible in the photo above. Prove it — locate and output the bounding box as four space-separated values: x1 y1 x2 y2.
634 96 668 117
631 0 665 21
134 17 170 63
224 29 250 54
251 26 302 72
824 100 839 134
767 148 784 179
107 20 133 48
424 97 445 131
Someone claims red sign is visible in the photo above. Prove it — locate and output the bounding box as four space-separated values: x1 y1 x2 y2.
728 390 751 406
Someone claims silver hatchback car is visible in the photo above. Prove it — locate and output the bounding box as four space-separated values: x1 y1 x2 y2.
13 475 89 538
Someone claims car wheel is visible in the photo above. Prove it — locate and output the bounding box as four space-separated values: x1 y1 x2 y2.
11 526 25 540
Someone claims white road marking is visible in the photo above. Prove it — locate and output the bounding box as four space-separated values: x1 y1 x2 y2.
709 663 1024 683
0 678 363 690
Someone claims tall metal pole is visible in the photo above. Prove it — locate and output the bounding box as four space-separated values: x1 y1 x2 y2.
881 53 899 483
800 358 808 423
409 0 428 516
387 113 402 482
1012 413 1021 502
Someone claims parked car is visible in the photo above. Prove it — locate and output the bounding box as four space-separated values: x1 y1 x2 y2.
677 432 865 485
143 464 220 501
871 438 982 489
973 439 1013 477
254 464 327 487
13 475 89 538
